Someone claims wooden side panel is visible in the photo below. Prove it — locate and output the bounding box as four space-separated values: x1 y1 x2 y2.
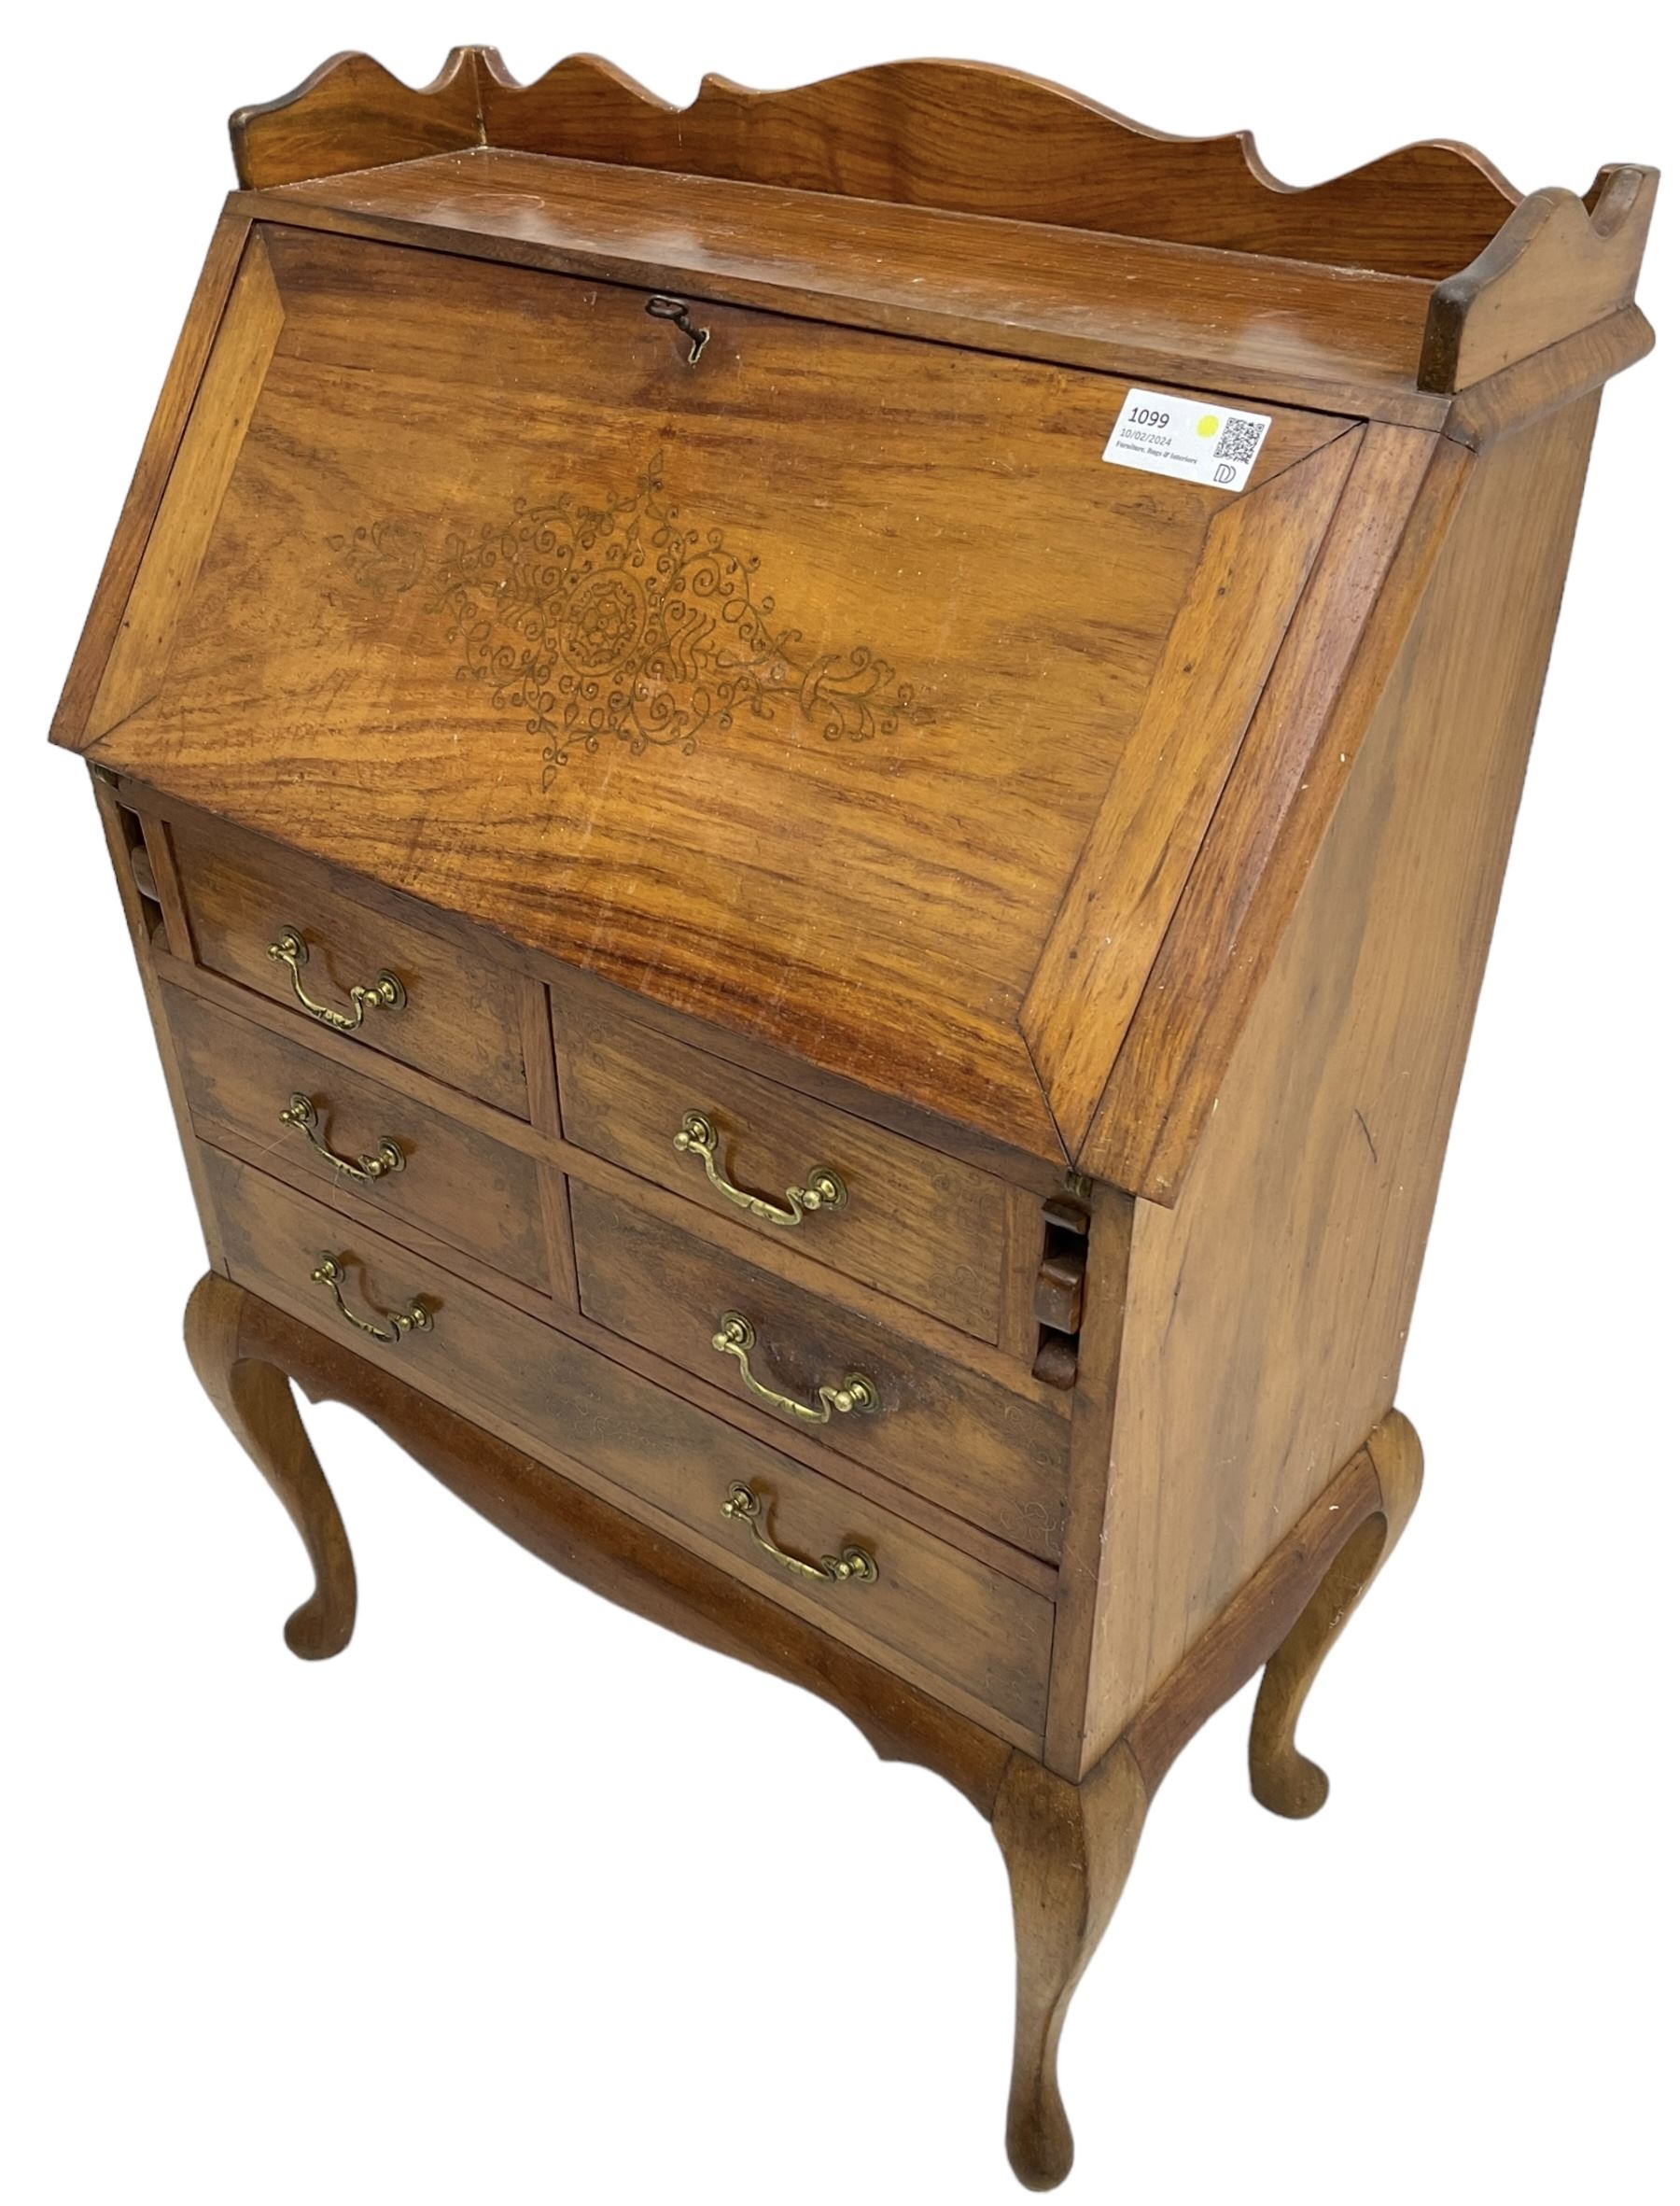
1042 1183 1134 1777
87 236 286 741
89 779 228 1272
1444 307 1654 454
52 215 253 749
1023 429 1359 1150
1080 423 1468 1199
1073 392 1603 1768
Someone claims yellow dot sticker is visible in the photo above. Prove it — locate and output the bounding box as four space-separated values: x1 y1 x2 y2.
1197 414 1220 438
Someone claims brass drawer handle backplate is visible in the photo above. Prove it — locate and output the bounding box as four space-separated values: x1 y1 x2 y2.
721 1482 877 1586
709 1311 876 1425
310 1252 431 1345
675 1111 846 1228
268 924 406 1033
280 1094 405 1183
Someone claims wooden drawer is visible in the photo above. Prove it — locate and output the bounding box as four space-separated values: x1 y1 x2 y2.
202 1147 1051 1744
163 983 551 1294
570 1181 1068 1561
555 996 1009 1342
170 821 530 1115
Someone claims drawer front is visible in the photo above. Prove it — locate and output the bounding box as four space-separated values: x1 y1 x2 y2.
570 1182 1068 1562
171 822 529 1114
164 984 550 1293
556 997 1007 1341
203 1148 1051 1741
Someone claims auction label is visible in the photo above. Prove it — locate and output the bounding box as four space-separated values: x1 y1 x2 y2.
1101 388 1272 491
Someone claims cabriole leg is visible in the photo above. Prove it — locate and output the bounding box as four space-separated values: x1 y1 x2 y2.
991 1740 1150 2190
184 1271 357 1660
1249 1409 1424 1818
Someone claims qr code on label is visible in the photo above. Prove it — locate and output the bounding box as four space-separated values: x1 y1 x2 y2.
1214 415 1266 466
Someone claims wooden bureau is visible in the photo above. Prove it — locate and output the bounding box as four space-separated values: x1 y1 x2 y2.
52 51 1656 2188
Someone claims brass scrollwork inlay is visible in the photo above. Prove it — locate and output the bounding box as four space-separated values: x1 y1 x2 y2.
673 1111 845 1228
720 1482 877 1586
280 1094 405 1183
310 1253 431 1345
267 926 405 1033
326 451 917 785
709 1312 876 1426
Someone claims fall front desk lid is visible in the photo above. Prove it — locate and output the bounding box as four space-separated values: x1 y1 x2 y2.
78 221 1376 1176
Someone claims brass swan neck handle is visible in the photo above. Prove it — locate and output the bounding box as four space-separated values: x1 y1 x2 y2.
709 1313 876 1426
675 1112 846 1229
268 924 406 1033
281 1094 405 1182
310 1253 431 1345
720 1482 877 1586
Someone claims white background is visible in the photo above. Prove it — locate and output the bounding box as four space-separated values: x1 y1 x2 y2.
6 6 1674 2201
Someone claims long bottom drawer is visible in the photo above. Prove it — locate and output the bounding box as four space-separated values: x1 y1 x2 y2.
201 1145 1052 1745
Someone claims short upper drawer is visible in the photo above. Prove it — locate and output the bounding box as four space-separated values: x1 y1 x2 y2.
555 996 1008 1342
203 1147 1051 1744
163 984 551 1293
570 1181 1068 1562
170 822 529 1115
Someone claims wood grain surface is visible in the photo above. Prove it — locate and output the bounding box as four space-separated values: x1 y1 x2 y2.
1421 164 1659 390
203 1145 1055 1742
171 811 531 1116
1249 1411 1425 1817
556 991 1010 1341
165 982 552 1291
56 56 1659 2193
231 54 1659 413
1074 393 1604 1766
88 236 285 743
1080 421 1464 1197
1022 429 1359 1150
243 150 1445 424
194 1267 1024 1809
86 222 1348 1166
53 215 254 745
234 51 1523 282
571 1181 1071 1562
185 1270 357 1658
